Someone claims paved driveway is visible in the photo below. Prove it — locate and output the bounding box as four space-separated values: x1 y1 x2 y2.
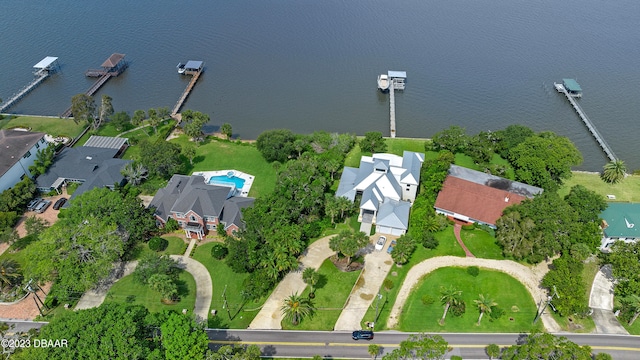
589 265 628 334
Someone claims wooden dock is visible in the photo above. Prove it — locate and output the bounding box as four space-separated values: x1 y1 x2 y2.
555 83 617 161
172 69 202 117
380 71 406 138
1 57 59 113
389 82 396 138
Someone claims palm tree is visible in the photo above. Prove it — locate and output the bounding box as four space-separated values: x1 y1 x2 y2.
0 259 22 288
302 268 320 296
439 286 462 325
474 294 497 326
624 294 640 326
281 292 314 325
121 163 148 186
602 160 626 184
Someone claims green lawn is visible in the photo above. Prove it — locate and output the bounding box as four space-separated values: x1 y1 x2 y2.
0 115 88 139
559 171 640 202
191 242 266 329
104 269 196 313
129 236 188 260
399 267 540 333
361 226 466 330
344 138 430 168
460 229 504 260
282 259 362 330
454 153 480 170
169 135 277 198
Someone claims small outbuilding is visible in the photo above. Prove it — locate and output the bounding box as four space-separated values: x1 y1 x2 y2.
600 203 640 250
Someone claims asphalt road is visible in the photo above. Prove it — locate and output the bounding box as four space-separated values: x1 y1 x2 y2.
207 329 640 359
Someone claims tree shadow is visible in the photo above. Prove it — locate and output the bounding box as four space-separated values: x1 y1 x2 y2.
314 274 328 290
207 316 229 329
262 345 277 357
175 278 189 298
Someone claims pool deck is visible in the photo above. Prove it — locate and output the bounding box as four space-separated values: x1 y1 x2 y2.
192 170 254 197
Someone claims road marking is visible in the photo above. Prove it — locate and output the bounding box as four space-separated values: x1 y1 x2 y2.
209 340 640 352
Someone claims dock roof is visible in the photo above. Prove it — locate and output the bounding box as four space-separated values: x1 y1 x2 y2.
184 60 203 70
33 56 58 69
101 53 126 68
562 78 582 92
388 71 407 78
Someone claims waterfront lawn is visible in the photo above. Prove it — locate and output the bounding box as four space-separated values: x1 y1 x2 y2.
191 242 265 329
461 229 504 260
104 269 196 313
559 172 640 203
129 236 188 260
399 267 539 333
344 138 431 168
0 115 87 139
361 226 466 330
170 135 276 198
282 259 362 330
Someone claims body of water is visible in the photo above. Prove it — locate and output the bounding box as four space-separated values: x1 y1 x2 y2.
2 0 640 171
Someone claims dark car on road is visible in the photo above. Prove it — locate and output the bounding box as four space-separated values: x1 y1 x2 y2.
352 330 374 340
53 197 67 210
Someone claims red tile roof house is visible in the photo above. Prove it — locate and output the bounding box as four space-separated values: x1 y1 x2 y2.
434 165 543 228
149 174 254 239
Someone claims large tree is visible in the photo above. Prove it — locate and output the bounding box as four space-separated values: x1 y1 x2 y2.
70 93 96 125
256 129 298 163
96 94 114 129
181 109 209 144
0 259 21 288
508 132 582 190
133 253 179 285
110 111 131 131
430 125 469 153
359 131 387 153
602 159 626 184
390 234 417 265
329 229 369 265
542 255 588 317
121 162 149 186
160 311 210 360
500 332 593 360
28 145 55 177
382 333 448 360
281 292 315 325
138 139 184 178
607 241 640 298
494 124 535 158
220 123 233 140
564 185 608 223
302 267 320 295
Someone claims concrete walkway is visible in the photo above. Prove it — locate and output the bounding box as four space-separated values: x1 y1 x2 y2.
589 264 629 334
386 256 561 332
170 254 212 323
453 224 475 258
75 261 138 310
333 239 395 330
248 236 336 329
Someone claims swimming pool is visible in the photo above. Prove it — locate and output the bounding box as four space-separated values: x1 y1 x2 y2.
208 175 246 189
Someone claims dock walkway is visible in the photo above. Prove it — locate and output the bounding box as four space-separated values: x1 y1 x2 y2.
389 82 396 138
0 72 49 113
556 83 617 162
172 69 202 117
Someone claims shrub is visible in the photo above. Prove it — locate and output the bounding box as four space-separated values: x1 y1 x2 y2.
210 243 229 260
383 279 394 291
451 356 463 360
461 223 475 230
451 301 466 317
164 218 180 233
421 294 435 306
466 266 480 277
489 305 505 321
149 237 169 252
421 232 439 249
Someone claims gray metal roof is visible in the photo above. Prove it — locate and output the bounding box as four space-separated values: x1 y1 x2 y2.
447 164 543 198
33 56 58 69
388 71 407 78
0 130 45 177
401 151 424 185
184 60 203 70
562 78 582 92
222 197 255 229
83 136 128 150
376 198 410 230
336 167 358 201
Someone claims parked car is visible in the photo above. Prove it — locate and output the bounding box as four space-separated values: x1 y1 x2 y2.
387 240 397 254
375 236 387 251
53 197 67 210
34 200 51 214
352 330 374 340
27 198 42 211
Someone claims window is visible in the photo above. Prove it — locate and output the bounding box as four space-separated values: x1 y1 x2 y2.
35 142 40 149
207 224 215 230
40 138 45 143
189 215 197 222
178 221 184 226
175 213 184 218
23 151 31 159
20 174 26 180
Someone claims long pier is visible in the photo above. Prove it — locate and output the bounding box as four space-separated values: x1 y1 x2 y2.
555 83 617 161
61 53 127 118
0 57 59 113
171 68 202 118
389 82 396 138
378 71 406 138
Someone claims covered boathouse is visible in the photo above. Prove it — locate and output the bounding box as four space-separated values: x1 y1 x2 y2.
562 78 583 97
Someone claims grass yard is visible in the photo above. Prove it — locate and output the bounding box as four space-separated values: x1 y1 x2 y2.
104 269 196 313
129 236 188 260
0 115 87 139
399 267 540 333
460 229 504 260
281 259 362 330
191 242 265 329
361 226 466 330
170 135 277 198
344 138 431 168
559 171 640 203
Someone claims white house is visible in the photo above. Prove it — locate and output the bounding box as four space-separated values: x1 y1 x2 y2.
0 129 48 192
336 151 424 236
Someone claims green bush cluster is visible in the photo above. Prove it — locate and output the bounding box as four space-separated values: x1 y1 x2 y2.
383 279 394 291
148 237 168 252
466 266 480 277
210 243 229 260
421 294 435 306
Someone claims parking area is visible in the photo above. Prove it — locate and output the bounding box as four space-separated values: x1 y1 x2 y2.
14 193 67 238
